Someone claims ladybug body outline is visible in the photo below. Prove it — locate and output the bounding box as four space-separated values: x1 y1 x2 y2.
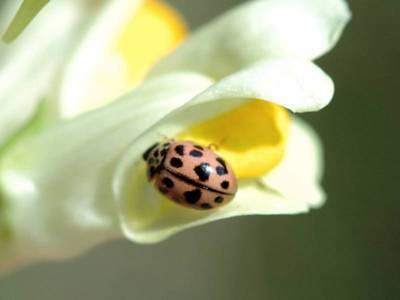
143 140 237 210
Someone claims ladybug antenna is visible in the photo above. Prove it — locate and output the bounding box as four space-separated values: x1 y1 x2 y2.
207 143 219 151
158 133 173 142
209 137 227 151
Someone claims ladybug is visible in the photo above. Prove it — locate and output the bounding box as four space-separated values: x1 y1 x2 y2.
142 140 238 210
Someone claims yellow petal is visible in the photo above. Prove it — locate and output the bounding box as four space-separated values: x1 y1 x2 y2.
178 100 290 179
115 0 187 84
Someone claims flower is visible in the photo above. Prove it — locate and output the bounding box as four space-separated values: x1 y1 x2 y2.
0 0 351 273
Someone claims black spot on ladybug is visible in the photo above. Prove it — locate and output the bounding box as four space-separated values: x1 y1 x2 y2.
142 142 159 160
201 203 212 209
194 163 211 181
184 189 202 204
160 149 167 156
190 149 203 157
170 157 183 168
216 157 226 168
150 166 156 177
216 166 228 175
154 149 159 157
214 196 224 203
175 145 185 156
162 177 174 188
221 181 230 189
194 145 204 150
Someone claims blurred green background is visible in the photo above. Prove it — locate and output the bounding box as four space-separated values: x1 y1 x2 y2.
0 0 399 299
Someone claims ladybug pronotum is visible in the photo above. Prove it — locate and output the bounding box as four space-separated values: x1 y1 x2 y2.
142 140 238 210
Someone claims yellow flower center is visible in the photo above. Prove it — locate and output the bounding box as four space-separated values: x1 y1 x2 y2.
116 0 187 84
178 100 290 179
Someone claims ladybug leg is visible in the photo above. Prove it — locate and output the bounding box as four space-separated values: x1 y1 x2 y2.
254 179 282 196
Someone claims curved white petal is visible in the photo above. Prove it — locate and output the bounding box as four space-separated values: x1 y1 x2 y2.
194 58 334 113
115 116 324 243
150 0 351 79
0 0 110 147
114 59 330 242
0 73 213 272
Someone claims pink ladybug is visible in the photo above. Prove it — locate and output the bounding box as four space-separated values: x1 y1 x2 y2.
142 140 238 210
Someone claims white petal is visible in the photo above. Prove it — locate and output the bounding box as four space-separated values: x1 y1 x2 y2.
193 58 334 113
0 0 110 147
0 73 212 272
115 117 324 243
150 0 351 79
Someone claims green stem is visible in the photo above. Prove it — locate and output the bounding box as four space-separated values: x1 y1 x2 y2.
2 0 50 43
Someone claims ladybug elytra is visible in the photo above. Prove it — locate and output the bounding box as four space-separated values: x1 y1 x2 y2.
142 140 238 210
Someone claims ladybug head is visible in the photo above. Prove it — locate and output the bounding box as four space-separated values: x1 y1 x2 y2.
142 142 160 161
